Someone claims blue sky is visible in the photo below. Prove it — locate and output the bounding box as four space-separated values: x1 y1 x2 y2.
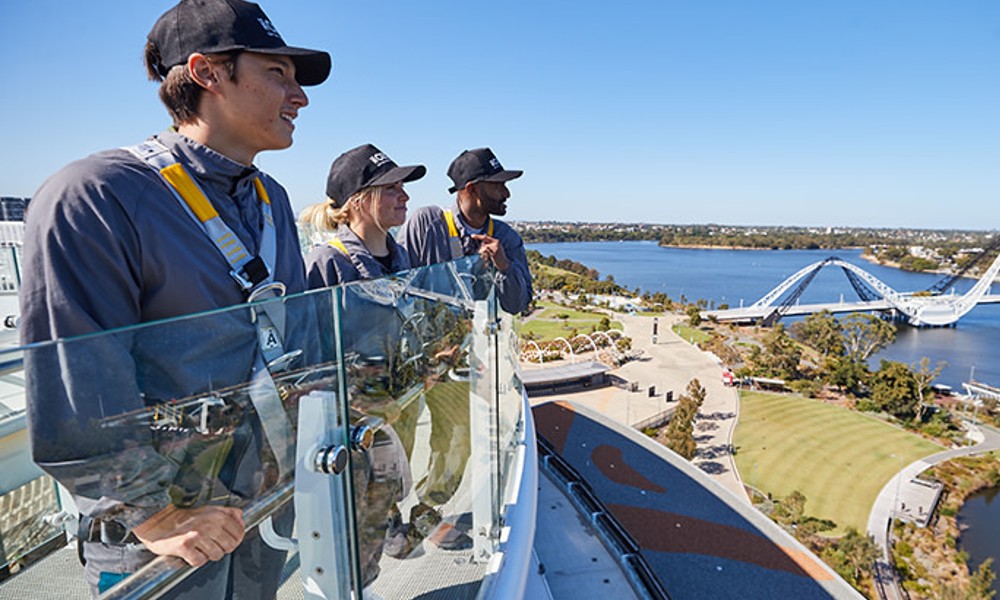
2 1 998 230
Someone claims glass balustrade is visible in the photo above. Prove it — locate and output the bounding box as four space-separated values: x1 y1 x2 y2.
0 257 526 599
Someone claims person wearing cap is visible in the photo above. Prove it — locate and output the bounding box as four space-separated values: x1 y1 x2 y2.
299 144 425 286
299 144 429 578
397 147 533 314
18 0 330 596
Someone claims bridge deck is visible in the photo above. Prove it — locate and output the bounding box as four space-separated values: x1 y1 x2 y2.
706 294 1000 323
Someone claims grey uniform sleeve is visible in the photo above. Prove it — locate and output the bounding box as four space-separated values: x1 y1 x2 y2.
20 159 175 517
494 226 533 314
397 205 449 268
304 244 363 288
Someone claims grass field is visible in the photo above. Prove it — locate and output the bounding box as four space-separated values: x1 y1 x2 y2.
733 391 943 535
521 301 622 342
672 323 712 345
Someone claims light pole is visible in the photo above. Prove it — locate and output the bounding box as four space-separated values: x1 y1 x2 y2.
968 398 981 447
891 453 903 527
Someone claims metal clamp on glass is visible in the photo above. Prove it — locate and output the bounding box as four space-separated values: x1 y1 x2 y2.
350 415 385 451
313 445 348 475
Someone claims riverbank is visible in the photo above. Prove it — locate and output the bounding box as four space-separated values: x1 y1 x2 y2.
659 242 866 252
891 452 1000 598
855 251 979 281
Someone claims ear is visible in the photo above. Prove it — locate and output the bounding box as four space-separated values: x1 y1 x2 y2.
187 53 221 93
463 181 479 198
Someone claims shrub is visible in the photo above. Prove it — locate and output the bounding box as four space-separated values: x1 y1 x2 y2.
789 379 823 398
855 398 879 412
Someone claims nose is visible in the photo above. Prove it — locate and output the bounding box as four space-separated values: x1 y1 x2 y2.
289 81 308 108
400 188 409 203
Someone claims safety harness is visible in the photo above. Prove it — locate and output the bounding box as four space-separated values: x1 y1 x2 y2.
125 140 295 478
443 209 492 260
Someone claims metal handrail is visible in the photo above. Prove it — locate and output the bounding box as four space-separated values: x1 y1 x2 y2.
101 481 294 600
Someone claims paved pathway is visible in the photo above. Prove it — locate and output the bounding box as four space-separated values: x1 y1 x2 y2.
524 312 746 500
865 422 1000 600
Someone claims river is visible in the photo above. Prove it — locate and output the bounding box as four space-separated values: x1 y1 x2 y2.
957 486 1000 595
527 240 1000 587
526 241 1000 390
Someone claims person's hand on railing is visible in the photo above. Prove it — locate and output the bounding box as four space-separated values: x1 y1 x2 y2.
132 505 245 567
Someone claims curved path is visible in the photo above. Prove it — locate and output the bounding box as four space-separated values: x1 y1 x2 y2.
865 422 1000 600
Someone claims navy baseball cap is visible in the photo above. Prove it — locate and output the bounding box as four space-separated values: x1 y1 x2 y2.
148 0 331 86
447 148 523 194
326 144 426 208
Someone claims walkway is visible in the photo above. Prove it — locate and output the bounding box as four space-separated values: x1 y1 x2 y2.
865 422 1000 600
523 311 745 500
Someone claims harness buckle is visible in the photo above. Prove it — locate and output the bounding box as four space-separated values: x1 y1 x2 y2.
248 281 287 303
231 256 271 292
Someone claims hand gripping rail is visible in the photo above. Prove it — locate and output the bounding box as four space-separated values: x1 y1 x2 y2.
100 482 294 600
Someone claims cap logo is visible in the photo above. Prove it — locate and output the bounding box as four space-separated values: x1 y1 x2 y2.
369 152 392 167
257 17 282 39
488 157 502 173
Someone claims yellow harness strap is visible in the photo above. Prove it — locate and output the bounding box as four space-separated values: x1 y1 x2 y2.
327 237 349 255
160 163 219 223
443 210 494 237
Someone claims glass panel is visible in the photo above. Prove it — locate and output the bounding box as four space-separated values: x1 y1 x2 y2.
495 311 524 506
338 257 494 598
1 341 62 578
1 255 527 598
10 285 355 591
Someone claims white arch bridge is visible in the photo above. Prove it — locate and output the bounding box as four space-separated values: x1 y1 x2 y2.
704 252 1000 327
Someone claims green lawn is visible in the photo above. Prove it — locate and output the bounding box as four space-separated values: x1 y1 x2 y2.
734 391 943 534
671 323 712 345
522 301 622 342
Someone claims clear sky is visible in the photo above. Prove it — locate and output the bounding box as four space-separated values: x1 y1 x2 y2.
2 1 997 230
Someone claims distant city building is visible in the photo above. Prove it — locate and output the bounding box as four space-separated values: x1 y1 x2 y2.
0 197 28 222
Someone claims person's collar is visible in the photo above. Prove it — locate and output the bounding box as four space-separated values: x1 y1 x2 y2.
156 129 259 191
454 203 490 234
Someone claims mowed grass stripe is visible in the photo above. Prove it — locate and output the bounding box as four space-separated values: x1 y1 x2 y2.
734 391 942 534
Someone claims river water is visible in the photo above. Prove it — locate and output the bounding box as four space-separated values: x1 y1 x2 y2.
526 241 1000 390
528 241 1000 585
957 487 1000 595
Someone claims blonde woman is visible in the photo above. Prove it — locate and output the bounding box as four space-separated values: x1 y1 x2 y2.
300 144 425 286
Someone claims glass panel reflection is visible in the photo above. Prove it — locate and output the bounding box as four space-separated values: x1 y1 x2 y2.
1 256 526 599
337 257 494 597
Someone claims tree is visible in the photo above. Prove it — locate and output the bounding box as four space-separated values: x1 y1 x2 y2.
968 557 996 600
790 310 844 357
822 528 879 587
781 490 807 524
913 357 946 421
663 384 701 460
755 324 801 379
841 313 896 363
686 378 707 409
686 304 702 327
823 356 869 396
869 360 920 421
